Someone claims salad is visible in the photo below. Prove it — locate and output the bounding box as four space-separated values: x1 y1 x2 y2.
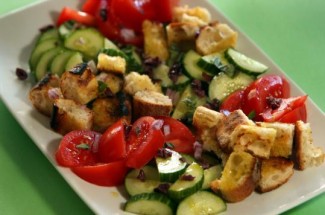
20 0 324 214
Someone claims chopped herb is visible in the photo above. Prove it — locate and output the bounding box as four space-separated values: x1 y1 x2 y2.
183 97 197 109
180 174 195 181
136 169 146 182
76 143 90 150
247 111 256 119
164 142 175 149
98 81 107 92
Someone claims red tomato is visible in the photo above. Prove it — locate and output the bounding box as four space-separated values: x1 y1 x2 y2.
152 0 180 22
220 89 245 113
262 95 308 123
71 161 129 186
126 116 165 168
98 119 128 163
55 130 101 167
82 0 100 15
56 7 96 26
156 116 196 154
242 75 290 121
278 103 307 123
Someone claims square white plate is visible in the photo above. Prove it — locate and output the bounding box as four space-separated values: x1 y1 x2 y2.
0 0 324 214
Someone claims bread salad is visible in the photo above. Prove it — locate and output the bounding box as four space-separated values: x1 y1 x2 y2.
17 0 325 214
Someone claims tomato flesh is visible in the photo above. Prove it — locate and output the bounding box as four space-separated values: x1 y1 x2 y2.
126 116 165 169
220 89 245 114
55 130 101 167
71 161 129 186
56 7 96 27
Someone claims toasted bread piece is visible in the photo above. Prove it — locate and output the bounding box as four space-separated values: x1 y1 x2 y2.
216 110 254 152
173 6 211 26
96 72 124 95
51 99 93 135
211 151 259 202
231 124 276 159
97 53 126 75
60 65 98 105
166 22 200 45
142 20 169 61
257 122 295 158
294 120 325 170
124 72 162 96
193 106 225 129
257 157 294 193
29 74 62 117
196 23 238 55
132 90 172 118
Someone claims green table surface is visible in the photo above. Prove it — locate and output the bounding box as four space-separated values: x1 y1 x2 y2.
0 0 324 214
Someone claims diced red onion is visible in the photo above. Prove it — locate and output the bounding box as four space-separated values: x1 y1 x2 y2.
120 28 136 42
194 141 203 160
91 133 102 153
87 60 97 74
48 88 61 100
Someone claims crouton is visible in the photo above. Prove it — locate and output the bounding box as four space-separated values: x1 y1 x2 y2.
29 74 63 117
97 53 126 75
196 23 237 55
166 22 200 45
142 20 169 61
257 157 294 193
257 122 295 158
211 151 260 202
216 110 254 152
193 106 225 129
124 72 162 96
51 99 93 135
133 90 172 119
173 6 211 26
96 72 124 95
60 65 98 105
92 97 132 133
294 120 325 170
230 124 276 159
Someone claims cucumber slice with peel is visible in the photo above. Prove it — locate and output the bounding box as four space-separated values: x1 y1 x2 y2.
176 191 226 215
182 50 206 81
65 52 83 71
35 47 63 80
202 165 222 189
50 50 73 76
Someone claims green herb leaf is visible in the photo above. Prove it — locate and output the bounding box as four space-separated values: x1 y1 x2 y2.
98 80 107 93
247 111 256 120
76 143 90 150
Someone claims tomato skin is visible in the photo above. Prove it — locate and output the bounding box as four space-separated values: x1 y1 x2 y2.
262 95 308 123
220 89 245 113
242 75 290 121
151 0 180 22
82 0 101 15
98 119 128 163
56 7 96 27
71 161 129 186
156 116 196 154
55 130 101 167
126 117 165 169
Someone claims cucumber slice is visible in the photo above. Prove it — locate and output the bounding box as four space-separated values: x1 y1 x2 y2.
208 72 254 101
176 191 226 215
104 38 119 50
153 64 173 88
29 38 60 71
182 50 206 81
35 47 64 80
225 48 268 75
64 28 104 59
124 166 161 196
172 84 207 120
125 193 175 215
168 162 204 201
197 51 235 77
156 149 187 183
65 52 83 71
37 28 59 43
202 165 222 190
180 154 196 165
50 49 73 76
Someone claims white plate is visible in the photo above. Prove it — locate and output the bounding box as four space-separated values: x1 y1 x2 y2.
0 0 324 214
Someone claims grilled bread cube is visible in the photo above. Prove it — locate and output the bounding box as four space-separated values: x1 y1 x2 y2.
257 157 294 193
60 65 98 105
92 97 131 133
124 72 161 96
133 90 172 118
196 23 238 55
230 124 276 159
51 99 93 135
97 53 126 75
166 22 200 45
29 74 62 117
211 151 260 202
173 6 211 26
96 72 124 95
216 109 254 152
142 20 169 61
294 120 325 170
193 106 225 129
257 122 295 158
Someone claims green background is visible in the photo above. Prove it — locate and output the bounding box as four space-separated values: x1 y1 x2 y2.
0 0 324 214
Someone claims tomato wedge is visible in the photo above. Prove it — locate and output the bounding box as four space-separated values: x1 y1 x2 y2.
262 95 308 123
278 104 307 123
220 89 245 114
82 0 100 15
152 0 180 22
156 116 196 154
55 130 101 167
56 7 96 27
71 161 129 186
126 116 165 169
98 119 128 163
